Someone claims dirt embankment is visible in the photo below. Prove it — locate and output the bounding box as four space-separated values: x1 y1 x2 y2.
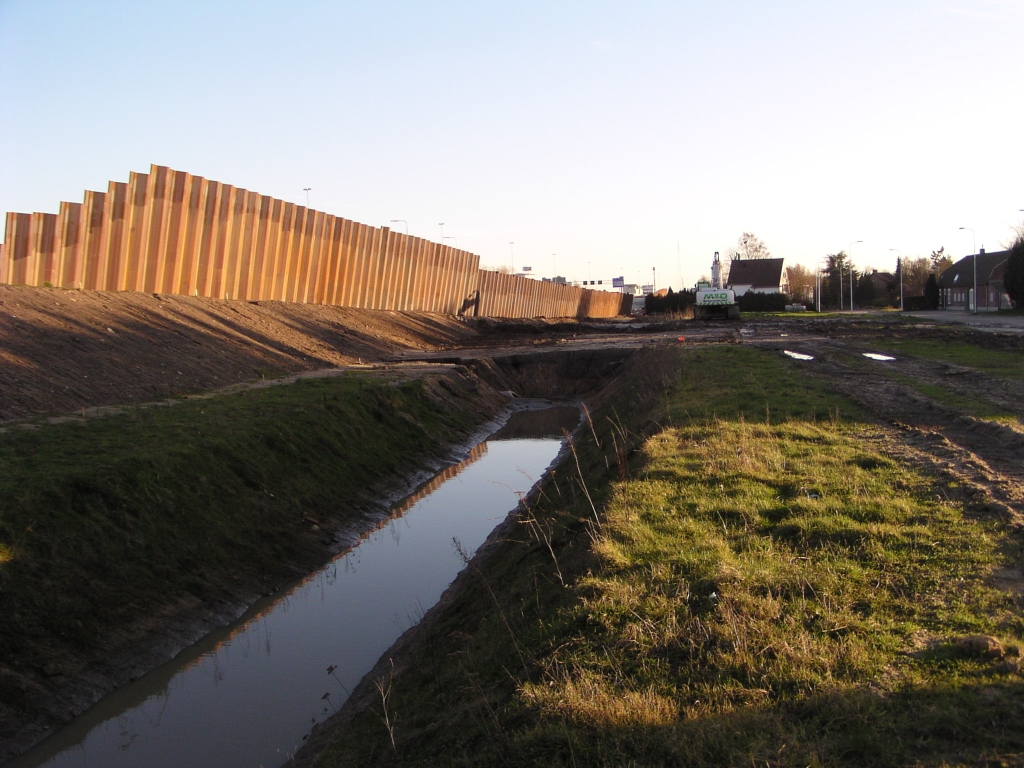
0 285 484 422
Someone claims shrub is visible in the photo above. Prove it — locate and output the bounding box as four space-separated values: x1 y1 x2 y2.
736 292 789 312
1005 240 1024 308
645 288 695 314
925 274 940 310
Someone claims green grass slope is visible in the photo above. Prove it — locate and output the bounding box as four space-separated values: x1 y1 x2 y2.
0 372 485 676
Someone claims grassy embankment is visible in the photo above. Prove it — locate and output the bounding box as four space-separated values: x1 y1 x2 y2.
311 345 1024 767
0 372 486 677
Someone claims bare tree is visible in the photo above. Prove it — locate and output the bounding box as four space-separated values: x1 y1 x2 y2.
900 256 932 297
785 264 815 303
930 247 953 275
727 232 772 261
1000 221 1024 250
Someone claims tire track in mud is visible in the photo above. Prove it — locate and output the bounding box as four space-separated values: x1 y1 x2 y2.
763 337 1024 525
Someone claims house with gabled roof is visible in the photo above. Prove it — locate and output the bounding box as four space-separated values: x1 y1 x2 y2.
937 249 1012 311
726 258 785 296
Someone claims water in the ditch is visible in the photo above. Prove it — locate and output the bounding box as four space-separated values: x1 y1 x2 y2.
10 404 579 768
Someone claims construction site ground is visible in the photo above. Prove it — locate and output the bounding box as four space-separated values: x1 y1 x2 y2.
5 285 1022 602
3 284 1022 530
3 285 1024 764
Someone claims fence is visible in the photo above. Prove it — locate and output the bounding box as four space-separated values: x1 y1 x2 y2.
0 165 630 319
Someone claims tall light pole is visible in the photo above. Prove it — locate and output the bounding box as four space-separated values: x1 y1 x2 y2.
303 188 311 208
848 240 862 311
443 236 458 249
509 242 514 273
677 242 681 293
816 257 829 313
959 227 976 313
438 223 445 243
390 219 408 235
890 249 903 311
815 262 821 313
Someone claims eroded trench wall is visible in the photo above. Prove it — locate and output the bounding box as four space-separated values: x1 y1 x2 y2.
0 165 631 319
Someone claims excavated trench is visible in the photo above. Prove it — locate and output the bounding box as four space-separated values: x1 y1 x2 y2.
2 347 637 768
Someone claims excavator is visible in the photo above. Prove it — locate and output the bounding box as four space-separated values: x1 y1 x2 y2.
693 251 740 320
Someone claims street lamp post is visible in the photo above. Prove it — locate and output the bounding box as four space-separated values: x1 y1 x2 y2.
816 257 829 313
390 219 408 235
889 249 903 311
443 236 458 249
303 188 311 208
959 227 976 313
816 264 820 313
848 240 862 311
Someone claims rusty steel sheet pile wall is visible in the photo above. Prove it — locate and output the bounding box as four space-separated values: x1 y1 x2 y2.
1 165 628 318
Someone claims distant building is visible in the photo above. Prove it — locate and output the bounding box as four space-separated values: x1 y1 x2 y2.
869 270 896 295
726 258 785 296
937 249 1012 311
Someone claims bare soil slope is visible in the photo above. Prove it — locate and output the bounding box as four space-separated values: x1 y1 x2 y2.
0 285 481 422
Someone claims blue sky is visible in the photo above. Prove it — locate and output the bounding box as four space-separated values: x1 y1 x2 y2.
1 0 1022 289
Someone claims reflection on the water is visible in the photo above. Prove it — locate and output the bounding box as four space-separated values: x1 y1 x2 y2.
389 442 487 518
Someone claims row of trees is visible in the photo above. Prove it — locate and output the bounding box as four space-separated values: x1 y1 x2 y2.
722 233 955 309
672 230 1007 312
812 248 953 310
1006 226 1024 307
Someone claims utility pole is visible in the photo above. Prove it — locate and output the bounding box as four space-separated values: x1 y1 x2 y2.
848 241 862 311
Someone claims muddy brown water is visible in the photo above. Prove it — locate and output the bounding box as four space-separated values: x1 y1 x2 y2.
9 404 579 768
